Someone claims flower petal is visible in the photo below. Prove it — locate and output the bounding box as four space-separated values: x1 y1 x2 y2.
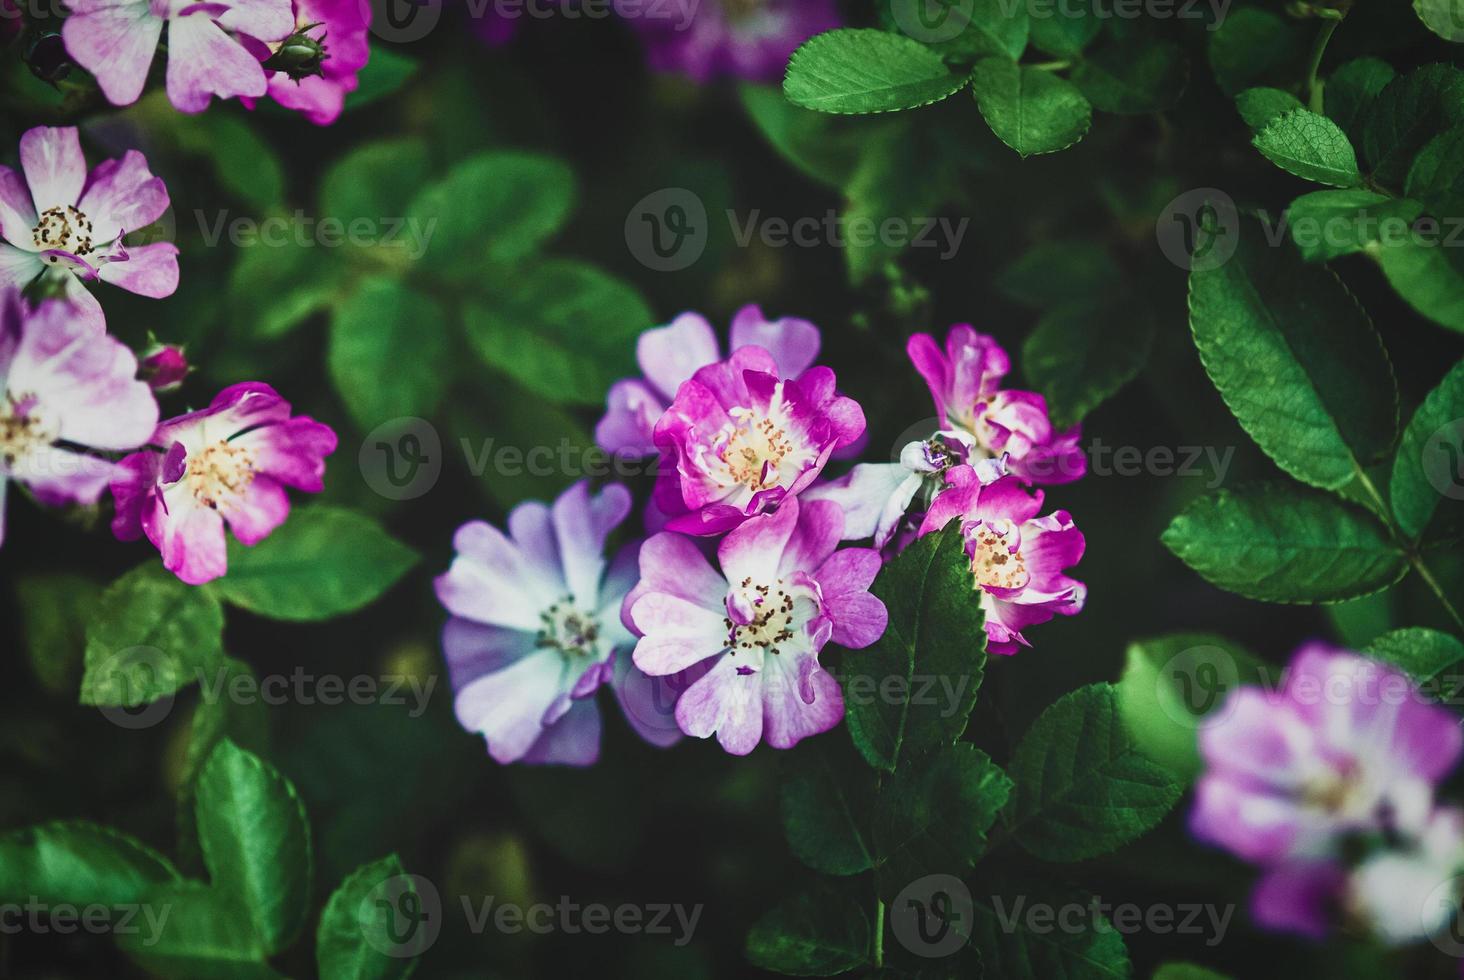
19 127 86 214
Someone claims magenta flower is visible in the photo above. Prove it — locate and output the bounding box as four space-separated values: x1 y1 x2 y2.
596 305 820 458
62 0 294 112
0 294 157 544
917 463 1085 655
1192 643 1464 942
110 382 336 585
0 127 178 332
623 0 840 83
435 482 675 765
624 498 887 755
907 325 1085 484
652 345 864 536
139 341 189 392
240 0 371 126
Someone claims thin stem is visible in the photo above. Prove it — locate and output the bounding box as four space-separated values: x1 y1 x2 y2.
1306 16 1343 113
1028 60 1071 72
1353 465 1464 635
1413 554 1464 635
872 898 885 969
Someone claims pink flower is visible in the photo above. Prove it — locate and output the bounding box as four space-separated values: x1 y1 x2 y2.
139 341 189 392
109 382 336 585
434 482 674 765
240 0 371 126
0 127 178 332
624 0 840 84
651 345 864 536
62 0 294 112
907 325 1085 484
596 305 821 458
0 293 157 544
624 498 887 755
917 464 1085 655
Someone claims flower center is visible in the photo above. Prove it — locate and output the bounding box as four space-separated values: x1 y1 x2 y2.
537 599 601 658
185 441 256 508
32 205 96 258
724 577 801 659
967 519 1028 591
716 386 816 493
0 393 51 469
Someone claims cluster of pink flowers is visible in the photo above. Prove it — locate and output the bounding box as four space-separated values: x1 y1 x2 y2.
0 126 335 583
436 310 1087 764
1192 643 1464 948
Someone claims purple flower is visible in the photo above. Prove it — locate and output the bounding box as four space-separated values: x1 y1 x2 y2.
1192 643 1464 942
0 293 157 544
623 0 840 83
110 382 336 585
624 497 887 755
62 0 295 112
596 305 820 458
907 325 1085 485
139 341 189 392
0 127 178 332
434 481 673 765
240 0 371 125
651 345 864 536
917 464 1085 655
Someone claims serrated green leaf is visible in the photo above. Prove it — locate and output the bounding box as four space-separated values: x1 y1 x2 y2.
196 741 312 955
1022 301 1154 428
784 29 965 114
883 0 1030 61
212 507 418 622
745 882 870 976
1325 57 1396 147
1364 627 1464 681
463 259 652 405
779 733 877 876
0 822 179 906
1375 234 1464 332
1390 358 1464 537
81 564 225 707
1253 109 1361 186
1188 215 1397 489
1071 39 1187 115
316 854 420 980
328 277 451 429
839 526 986 772
1416 0 1464 41
1007 684 1180 862
971 59 1091 157
1362 63 1464 187
1236 87 1303 130
1161 484 1409 603
1286 189 1424 262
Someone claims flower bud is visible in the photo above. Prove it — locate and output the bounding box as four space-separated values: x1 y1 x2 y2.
139 342 189 392
262 24 329 82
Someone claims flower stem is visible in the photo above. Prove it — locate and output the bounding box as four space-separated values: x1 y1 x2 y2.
1353 465 1464 634
1306 15 1343 114
873 898 885 969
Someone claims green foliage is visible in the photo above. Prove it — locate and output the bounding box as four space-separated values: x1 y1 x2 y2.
1285 190 1423 261
1023 301 1155 428
745 883 871 976
15 574 99 696
316 855 419 980
1236 87 1304 130
1071 40 1188 115
0 822 179 905
1325 58 1396 146
1364 627 1464 680
1361 63 1464 187
970 875 1132 979
1391 358 1464 537
784 30 967 114
779 734 877 876
971 59 1092 157
1252 109 1362 187
329 277 452 428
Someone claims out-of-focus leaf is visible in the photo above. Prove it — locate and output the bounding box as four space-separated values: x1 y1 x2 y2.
0 822 179 905
316 854 421 979
15 574 100 696
745 881 869 976
328 277 452 429
1390 358 1464 537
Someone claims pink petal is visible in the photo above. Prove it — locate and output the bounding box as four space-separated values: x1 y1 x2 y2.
145 488 229 585
96 241 178 297
728 304 820 379
61 3 162 107
164 14 268 113
218 473 290 545
519 697 603 766
629 593 728 675
19 127 86 214
550 481 631 608
675 654 763 755
595 378 665 456
78 151 170 243
215 0 294 41
637 312 720 400
718 497 801 588
453 648 567 764
0 244 42 291
761 649 844 750
0 166 37 248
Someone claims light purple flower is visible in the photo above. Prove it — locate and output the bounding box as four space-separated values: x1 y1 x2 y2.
109 382 336 585
907 325 1085 485
240 0 371 125
624 497 887 755
62 0 294 112
652 345 864 536
623 0 840 83
0 293 157 544
917 463 1085 655
435 481 675 765
0 127 178 332
596 305 820 458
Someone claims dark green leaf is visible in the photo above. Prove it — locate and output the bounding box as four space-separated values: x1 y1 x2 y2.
1325 58 1396 147
1022 301 1154 428
1376 234 1464 332
1253 109 1361 187
745 882 870 976
1235 87 1303 130
1207 8 1306 97
15 574 99 696
1362 63 1464 187
228 241 349 340
328 277 452 429
1071 40 1187 115
1405 125 1464 219
971 59 1092 157
0 822 179 905
1154 965 1234 980
738 84 867 188
970 875 1131 979
321 139 434 228
316 854 421 980
1416 0 1464 41
1285 189 1424 262
1364 627 1464 681
784 29 966 114
343 48 419 113
1028 0 1099 58
1390 358 1464 537
117 882 285 979
780 733 877 876
997 240 1121 310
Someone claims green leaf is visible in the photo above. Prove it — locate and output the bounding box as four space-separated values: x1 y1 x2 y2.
784 29 966 114
1187 214 1397 489
1207 7 1307 97
1028 0 1099 58
316 854 420 980
1116 634 1266 780
409 151 576 277
1253 109 1361 186
1285 189 1424 262
1364 627 1464 681
328 277 452 429
779 733 877 876
873 743 1011 898
971 58 1092 157
1416 0 1464 41
322 139 433 226
738 84 867 189
971 875 1132 979
1071 40 1187 115
195 741 312 954
0 822 179 905
1161 484 1410 603
998 240 1122 310
1362 63 1464 187
212 507 419 622
1325 58 1396 147
463 259 652 405
117 883 285 979
15 574 99 696
840 121 959 285
1405 124 1464 218
917 0 1030 61
1235 87 1303 130
1390 358 1464 537
745 882 870 976
1375 234 1464 332
81 564 225 707
343 48 419 113
839 526 986 772
1022 301 1154 428
228 241 348 340
165 109 284 211
1006 684 1180 862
